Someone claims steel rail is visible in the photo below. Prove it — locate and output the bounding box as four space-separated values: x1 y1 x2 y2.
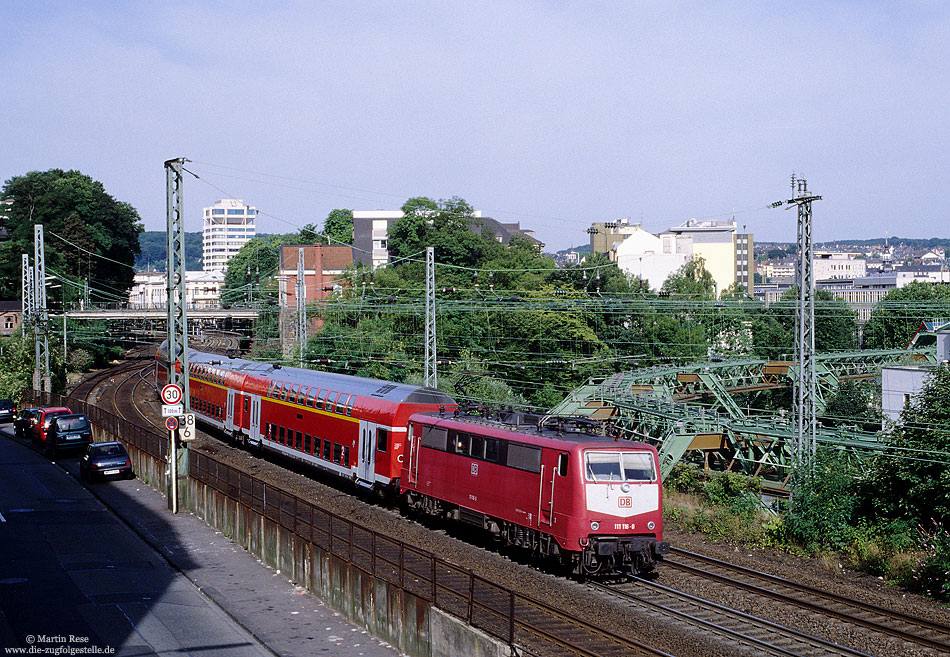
592 577 871 657
666 547 950 654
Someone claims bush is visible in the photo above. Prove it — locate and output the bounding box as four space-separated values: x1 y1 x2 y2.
904 521 950 601
67 348 93 373
664 463 703 495
785 451 858 553
702 471 761 518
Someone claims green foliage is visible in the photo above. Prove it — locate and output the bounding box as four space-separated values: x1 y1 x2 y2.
862 366 950 526
67 348 93 373
863 281 950 349
135 231 202 271
661 257 716 299
323 209 353 245
220 237 282 308
664 463 703 495
0 330 35 400
822 380 880 429
0 169 142 302
905 522 950 600
701 471 761 518
786 451 860 553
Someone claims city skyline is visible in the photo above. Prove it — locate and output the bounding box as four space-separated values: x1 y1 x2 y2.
3 3 950 252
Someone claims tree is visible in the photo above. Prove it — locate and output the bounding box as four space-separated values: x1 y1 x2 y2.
0 169 142 302
323 209 353 245
661 257 716 300
863 281 950 349
822 380 879 429
862 366 950 525
387 196 486 267
220 237 281 307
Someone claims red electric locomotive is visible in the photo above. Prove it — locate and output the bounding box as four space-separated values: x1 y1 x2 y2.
156 345 456 493
402 411 670 574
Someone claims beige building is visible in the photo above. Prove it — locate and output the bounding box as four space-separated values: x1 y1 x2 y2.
589 218 643 256
665 219 740 297
202 199 257 273
129 271 225 309
814 252 866 280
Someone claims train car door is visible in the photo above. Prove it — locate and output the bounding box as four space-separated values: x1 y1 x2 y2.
248 395 262 445
357 421 377 484
225 390 236 432
539 451 566 527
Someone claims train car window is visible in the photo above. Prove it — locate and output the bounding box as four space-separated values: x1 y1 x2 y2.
342 445 350 466
335 394 347 414
585 452 621 481
264 422 271 440
621 452 656 481
271 424 278 441
318 389 328 408
376 428 388 453
304 434 311 454
421 426 447 451
332 443 342 464
295 431 302 450
279 426 286 445
345 396 355 416
323 438 331 460
243 397 249 413
557 453 569 477
306 389 317 406
484 437 498 462
470 435 484 459
454 432 470 454
507 443 542 473
325 391 338 411
290 385 299 403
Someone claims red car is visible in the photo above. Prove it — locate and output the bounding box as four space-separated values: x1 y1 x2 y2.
32 407 73 448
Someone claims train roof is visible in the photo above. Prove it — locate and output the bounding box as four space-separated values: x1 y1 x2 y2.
411 411 656 451
177 346 455 405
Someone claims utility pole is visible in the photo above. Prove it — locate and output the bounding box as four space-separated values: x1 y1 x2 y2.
33 225 51 393
21 254 33 326
789 177 821 474
165 157 190 513
297 247 306 368
424 246 437 387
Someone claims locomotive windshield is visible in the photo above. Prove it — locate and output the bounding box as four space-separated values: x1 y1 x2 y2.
585 451 656 482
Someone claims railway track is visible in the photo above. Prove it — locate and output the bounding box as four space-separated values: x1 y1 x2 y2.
591 576 874 657
661 547 950 655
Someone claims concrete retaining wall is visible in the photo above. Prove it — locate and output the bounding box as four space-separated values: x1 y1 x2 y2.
137 447 510 657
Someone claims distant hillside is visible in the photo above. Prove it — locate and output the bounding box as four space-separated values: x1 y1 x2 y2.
136 231 202 271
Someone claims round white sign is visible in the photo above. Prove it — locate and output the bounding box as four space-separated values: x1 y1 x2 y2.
161 383 183 405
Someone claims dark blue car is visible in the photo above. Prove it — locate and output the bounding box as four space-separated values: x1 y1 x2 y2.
46 414 93 457
79 441 133 482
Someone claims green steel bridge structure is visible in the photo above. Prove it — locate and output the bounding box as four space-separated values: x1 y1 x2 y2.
549 347 938 493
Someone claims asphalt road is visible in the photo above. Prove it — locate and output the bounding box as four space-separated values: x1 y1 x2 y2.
0 423 401 656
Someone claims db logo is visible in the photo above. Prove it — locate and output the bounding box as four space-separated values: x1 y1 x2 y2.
471 463 479 476
618 496 633 508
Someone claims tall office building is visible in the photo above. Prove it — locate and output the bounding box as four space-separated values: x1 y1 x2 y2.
202 199 256 272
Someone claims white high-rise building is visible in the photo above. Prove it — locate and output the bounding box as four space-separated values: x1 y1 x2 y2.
202 199 257 272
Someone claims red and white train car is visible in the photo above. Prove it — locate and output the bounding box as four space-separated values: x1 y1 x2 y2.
156 346 456 492
402 411 670 574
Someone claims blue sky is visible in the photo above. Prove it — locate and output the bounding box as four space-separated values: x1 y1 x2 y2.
3 2 949 251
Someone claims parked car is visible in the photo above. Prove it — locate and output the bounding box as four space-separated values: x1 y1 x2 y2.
32 407 73 448
45 414 93 457
0 399 16 423
79 441 133 481
14 408 41 438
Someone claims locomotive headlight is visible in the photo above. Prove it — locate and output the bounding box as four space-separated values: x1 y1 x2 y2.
647 521 655 530
590 521 600 531
621 483 631 493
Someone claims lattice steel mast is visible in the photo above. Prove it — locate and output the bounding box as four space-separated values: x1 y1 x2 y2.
790 176 821 472
424 246 437 387
33 225 51 392
165 157 190 513
297 247 307 368
21 253 34 326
